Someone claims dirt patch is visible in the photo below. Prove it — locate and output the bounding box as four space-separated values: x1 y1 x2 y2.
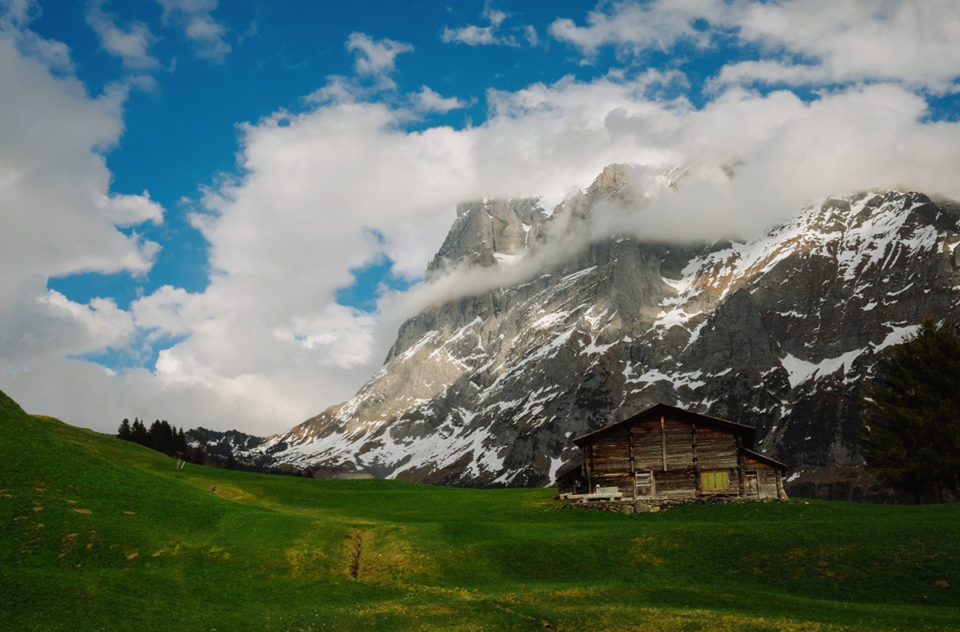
123 510 135 515
349 529 366 579
32 506 43 512
126 552 139 560
73 508 92 515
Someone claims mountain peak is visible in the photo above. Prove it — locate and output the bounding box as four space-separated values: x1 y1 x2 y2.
427 197 547 276
252 184 960 500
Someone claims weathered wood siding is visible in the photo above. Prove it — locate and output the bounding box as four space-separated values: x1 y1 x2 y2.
743 454 783 499
585 428 634 495
631 422 660 470
653 469 697 498
692 426 738 469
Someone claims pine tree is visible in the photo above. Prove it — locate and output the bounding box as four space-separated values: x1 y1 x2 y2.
176 428 189 456
130 418 148 446
861 318 960 502
117 418 132 440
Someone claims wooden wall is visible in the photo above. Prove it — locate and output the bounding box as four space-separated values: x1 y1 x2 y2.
743 454 784 499
582 413 776 499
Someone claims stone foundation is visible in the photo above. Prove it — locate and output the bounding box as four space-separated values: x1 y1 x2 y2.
556 495 786 514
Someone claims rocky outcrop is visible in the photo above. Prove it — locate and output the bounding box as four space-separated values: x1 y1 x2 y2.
250 168 960 500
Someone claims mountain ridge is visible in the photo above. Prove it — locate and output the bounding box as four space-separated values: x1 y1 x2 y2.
244 167 960 499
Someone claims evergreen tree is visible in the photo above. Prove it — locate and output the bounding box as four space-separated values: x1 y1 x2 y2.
148 420 162 451
861 318 960 502
130 418 148 446
117 418 131 440
176 427 189 456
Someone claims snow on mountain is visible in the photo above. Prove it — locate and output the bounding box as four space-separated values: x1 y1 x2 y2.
248 165 960 499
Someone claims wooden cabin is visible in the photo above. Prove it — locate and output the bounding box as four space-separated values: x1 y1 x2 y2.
559 403 787 501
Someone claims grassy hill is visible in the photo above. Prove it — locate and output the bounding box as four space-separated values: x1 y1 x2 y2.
1 389 958 631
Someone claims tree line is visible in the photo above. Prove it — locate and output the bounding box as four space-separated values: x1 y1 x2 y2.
116 418 203 463
116 418 311 476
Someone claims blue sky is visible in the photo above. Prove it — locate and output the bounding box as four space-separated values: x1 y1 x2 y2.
2 0 960 434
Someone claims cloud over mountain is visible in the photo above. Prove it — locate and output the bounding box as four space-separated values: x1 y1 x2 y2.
2 1 960 438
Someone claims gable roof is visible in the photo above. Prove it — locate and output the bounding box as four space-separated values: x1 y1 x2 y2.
740 447 788 471
572 403 757 448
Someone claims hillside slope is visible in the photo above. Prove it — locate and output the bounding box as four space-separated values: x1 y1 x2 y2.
258 166 960 498
3 392 960 631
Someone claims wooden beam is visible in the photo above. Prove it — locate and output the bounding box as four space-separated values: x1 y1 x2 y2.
735 435 745 497
585 445 594 493
692 424 701 496
660 415 667 472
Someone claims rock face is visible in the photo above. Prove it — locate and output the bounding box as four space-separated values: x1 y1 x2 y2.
187 427 265 459
252 165 960 499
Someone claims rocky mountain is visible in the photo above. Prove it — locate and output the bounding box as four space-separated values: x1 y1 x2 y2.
250 165 960 499
186 426 266 460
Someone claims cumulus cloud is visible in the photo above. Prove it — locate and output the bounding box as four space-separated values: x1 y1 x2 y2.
0 11 164 424
549 0 718 58
346 32 412 88
552 0 960 92
731 0 960 93
156 0 230 62
0 0 72 71
0 35 161 304
412 85 466 113
85 0 158 69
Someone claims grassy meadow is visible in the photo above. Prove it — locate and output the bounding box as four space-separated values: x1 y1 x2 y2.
1 389 958 631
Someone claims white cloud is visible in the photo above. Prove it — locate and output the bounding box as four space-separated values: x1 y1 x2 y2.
733 0 960 93
442 3 537 47
552 0 960 92
0 0 73 71
346 32 412 88
0 281 135 362
85 0 158 69
156 0 230 62
442 24 496 46
0 11 167 427
96 190 164 226
0 34 161 305
549 0 719 58
413 85 466 113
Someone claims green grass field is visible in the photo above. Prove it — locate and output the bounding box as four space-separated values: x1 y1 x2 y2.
2 389 958 631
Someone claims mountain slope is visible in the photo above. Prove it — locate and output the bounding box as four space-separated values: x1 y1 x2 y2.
256 167 960 497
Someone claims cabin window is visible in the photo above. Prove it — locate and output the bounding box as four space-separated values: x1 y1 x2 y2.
700 471 729 490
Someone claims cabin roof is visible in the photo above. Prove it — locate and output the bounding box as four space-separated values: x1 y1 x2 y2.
573 403 757 447
740 447 788 471
554 459 582 480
